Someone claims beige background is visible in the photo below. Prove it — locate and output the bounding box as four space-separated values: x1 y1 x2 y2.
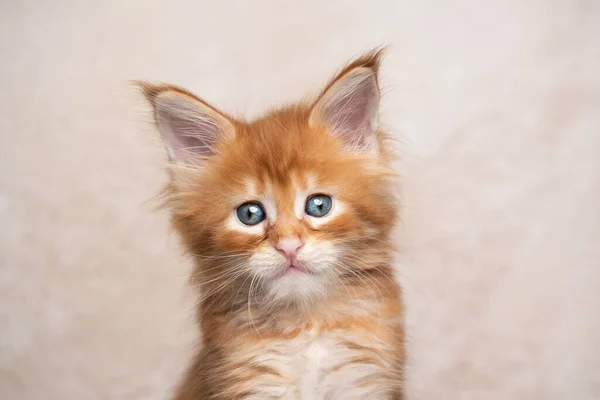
1 1 599 399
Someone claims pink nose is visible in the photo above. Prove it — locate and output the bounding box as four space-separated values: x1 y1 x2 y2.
275 238 304 259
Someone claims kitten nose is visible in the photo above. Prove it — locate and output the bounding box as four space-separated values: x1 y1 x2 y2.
275 238 304 259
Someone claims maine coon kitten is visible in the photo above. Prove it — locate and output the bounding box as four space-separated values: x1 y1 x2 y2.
138 50 404 399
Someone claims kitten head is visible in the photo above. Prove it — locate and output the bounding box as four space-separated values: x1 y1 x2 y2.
140 50 397 308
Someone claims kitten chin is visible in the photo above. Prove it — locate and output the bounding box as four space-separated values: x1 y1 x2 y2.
264 270 330 309
138 48 405 399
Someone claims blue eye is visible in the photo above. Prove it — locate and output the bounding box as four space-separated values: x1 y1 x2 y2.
236 202 266 226
305 194 332 217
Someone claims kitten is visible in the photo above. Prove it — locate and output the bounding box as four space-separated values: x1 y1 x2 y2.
138 50 404 399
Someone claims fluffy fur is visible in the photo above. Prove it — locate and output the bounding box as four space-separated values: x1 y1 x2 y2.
139 50 404 399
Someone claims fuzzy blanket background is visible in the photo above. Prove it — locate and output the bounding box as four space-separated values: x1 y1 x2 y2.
1 1 599 399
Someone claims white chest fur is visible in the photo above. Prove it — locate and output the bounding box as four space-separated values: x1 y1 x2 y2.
238 328 394 400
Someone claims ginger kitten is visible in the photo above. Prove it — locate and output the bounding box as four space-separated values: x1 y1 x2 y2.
139 50 404 399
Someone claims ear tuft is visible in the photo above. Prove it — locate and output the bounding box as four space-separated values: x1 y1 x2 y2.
309 49 384 153
135 82 235 164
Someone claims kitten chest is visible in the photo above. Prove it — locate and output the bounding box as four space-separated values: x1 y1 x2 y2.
243 327 392 399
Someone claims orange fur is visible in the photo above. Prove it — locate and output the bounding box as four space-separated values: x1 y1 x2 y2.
139 50 404 399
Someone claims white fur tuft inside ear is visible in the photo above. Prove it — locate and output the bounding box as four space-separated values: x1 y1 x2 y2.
152 91 234 164
310 67 380 153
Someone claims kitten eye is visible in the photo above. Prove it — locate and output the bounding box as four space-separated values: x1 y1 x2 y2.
236 202 266 226
305 194 332 218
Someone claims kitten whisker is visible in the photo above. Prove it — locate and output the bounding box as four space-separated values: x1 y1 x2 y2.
247 273 263 339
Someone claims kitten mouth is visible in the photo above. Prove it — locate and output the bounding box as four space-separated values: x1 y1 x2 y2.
280 260 311 276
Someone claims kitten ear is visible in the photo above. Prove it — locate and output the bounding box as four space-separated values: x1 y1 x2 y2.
137 82 235 164
309 51 382 153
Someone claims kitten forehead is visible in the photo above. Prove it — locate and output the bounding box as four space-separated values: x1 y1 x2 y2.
245 179 257 196
305 174 317 190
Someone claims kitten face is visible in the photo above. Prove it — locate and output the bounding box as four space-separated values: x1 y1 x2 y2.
140 50 396 307
226 176 343 303
210 136 383 305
